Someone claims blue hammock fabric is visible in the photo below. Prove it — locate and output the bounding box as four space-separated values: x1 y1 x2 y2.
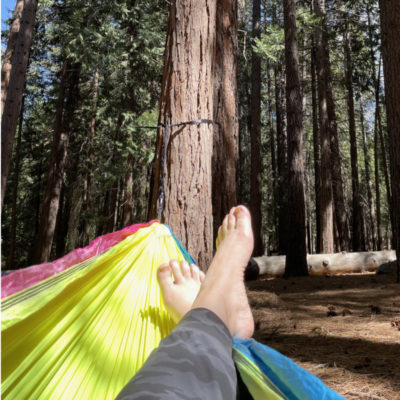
234 338 345 400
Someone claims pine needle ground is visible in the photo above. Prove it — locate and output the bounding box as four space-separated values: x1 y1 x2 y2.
247 271 400 400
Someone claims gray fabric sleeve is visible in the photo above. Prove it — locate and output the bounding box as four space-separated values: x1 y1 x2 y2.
115 307 237 400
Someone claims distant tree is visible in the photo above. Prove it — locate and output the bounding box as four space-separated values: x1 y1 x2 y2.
283 0 308 277
313 0 334 253
343 15 364 251
250 0 263 256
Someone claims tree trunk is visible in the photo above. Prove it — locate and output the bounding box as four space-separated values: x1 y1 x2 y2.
1 0 24 115
149 0 216 270
344 20 364 251
254 250 397 277
1 0 38 208
32 61 80 264
379 0 400 282
275 62 288 255
311 36 321 253
250 0 263 256
283 0 308 277
313 0 334 253
212 0 239 240
8 95 24 269
360 99 376 250
82 69 99 245
267 63 277 251
367 3 381 250
121 156 134 227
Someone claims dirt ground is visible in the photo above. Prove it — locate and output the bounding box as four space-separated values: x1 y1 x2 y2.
246 270 400 400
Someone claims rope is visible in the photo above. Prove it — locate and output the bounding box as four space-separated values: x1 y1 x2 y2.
132 119 213 220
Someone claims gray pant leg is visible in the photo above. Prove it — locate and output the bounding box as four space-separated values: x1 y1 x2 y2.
115 308 237 400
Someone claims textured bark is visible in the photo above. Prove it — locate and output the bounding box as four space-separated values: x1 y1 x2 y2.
313 0 334 253
250 0 263 256
311 37 321 253
283 0 308 277
212 0 239 240
149 0 216 270
344 21 364 251
380 0 400 282
32 61 80 264
1 0 38 208
8 95 24 269
1 0 24 115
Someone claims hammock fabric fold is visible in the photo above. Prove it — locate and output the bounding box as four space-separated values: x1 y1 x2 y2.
2 222 343 400
1 221 158 299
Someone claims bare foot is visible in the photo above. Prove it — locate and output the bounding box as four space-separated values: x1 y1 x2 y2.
157 259 205 323
192 206 255 339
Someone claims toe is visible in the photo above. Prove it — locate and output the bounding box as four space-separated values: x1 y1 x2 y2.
157 263 172 288
222 214 229 234
199 270 205 282
181 259 191 278
234 206 252 234
170 259 184 284
190 264 200 282
228 213 236 230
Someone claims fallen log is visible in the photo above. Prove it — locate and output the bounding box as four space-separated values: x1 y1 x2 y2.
253 250 397 277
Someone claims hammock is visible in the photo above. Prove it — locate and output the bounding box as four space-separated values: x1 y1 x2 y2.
2 221 344 400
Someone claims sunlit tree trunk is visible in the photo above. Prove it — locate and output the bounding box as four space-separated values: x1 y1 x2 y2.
1 0 24 115
149 0 216 269
1 0 38 208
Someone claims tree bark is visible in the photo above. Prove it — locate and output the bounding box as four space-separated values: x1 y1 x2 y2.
32 61 80 264
149 0 216 270
344 19 364 251
1 0 24 115
254 250 397 277
283 0 308 277
313 0 334 253
250 0 263 256
379 0 400 282
212 0 239 241
1 0 38 208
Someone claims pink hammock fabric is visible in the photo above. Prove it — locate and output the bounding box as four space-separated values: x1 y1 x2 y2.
1 220 158 299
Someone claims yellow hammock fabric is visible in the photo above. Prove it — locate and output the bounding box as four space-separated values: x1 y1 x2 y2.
2 222 185 399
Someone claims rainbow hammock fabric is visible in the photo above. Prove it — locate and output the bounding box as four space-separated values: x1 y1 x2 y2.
2 221 344 400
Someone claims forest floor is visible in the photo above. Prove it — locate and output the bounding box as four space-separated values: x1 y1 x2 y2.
247 270 400 400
